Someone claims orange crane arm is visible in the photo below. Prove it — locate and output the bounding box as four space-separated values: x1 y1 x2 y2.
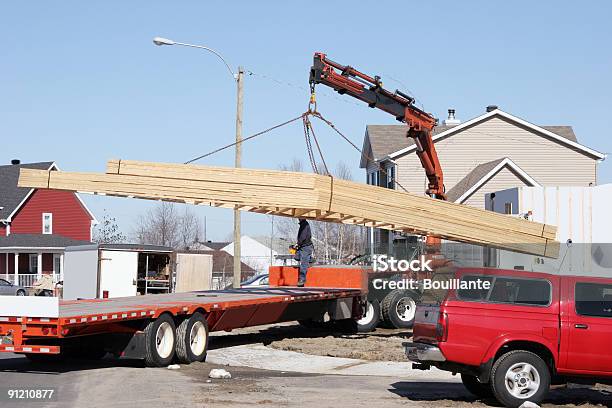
309 52 446 200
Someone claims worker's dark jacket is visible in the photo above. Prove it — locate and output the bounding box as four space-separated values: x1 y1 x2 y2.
297 221 312 249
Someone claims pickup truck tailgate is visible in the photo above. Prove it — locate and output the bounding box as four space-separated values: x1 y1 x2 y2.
412 303 440 343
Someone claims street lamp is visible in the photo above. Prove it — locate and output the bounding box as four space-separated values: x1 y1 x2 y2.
153 36 244 289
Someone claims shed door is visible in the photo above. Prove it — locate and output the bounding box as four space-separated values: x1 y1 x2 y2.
99 250 138 298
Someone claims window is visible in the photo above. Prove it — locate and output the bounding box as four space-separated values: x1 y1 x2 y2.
54 254 62 275
575 282 612 318
368 171 380 186
457 275 494 301
29 254 39 273
0 279 10 286
42 213 53 234
458 275 551 306
386 165 395 189
504 202 513 214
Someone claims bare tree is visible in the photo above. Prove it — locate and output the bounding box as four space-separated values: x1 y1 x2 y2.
133 202 180 247
275 159 366 263
93 210 127 244
178 206 202 250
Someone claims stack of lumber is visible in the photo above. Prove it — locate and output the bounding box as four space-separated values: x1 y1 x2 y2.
18 159 559 257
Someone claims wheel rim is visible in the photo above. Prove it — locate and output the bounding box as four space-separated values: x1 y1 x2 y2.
155 322 174 359
357 302 375 326
16 291 25 296
396 297 416 322
504 362 541 399
189 321 207 356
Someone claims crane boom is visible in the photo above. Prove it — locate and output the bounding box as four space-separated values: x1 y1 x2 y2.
309 52 446 199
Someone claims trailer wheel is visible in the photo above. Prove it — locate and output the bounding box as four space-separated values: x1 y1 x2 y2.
143 313 176 367
356 299 380 332
175 312 209 364
381 290 417 329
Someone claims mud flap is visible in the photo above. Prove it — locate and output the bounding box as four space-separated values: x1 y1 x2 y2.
118 331 146 359
328 298 353 320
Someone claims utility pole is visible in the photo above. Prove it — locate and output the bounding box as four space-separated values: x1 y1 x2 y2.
152 38 245 288
233 66 244 289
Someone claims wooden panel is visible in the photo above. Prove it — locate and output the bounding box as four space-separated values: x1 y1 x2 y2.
18 160 560 258
175 253 213 292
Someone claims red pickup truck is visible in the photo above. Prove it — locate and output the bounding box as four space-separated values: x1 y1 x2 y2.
404 267 612 408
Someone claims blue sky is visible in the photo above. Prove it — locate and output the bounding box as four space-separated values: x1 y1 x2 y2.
2 1 611 241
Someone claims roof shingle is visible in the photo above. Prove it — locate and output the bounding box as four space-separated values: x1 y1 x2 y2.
0 234 92 248
0 162 54 220
445 158 507 202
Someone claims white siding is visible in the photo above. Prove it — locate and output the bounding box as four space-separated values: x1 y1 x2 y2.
394 116 598 204
462 167 533 208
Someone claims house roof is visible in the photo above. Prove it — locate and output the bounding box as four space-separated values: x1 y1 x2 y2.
201 241 231 251
361 109 604 167
0 234 92 249
99 243 173 253
0 162 54 220
206 250 256 274
0 161 97 223
446 158 540 203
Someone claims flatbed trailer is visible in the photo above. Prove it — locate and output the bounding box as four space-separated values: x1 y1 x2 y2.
0 266 366 367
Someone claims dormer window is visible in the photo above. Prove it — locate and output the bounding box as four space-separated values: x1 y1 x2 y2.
42 213 53 234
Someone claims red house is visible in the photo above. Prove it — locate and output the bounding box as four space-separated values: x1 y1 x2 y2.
0 161 97 288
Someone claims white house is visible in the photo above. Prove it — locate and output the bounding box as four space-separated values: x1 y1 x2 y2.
221 236 281 274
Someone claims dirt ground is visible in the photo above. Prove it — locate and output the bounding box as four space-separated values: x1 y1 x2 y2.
211 321 411 361
269 326 410 361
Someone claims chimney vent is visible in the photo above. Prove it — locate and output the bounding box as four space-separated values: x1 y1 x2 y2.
442 108 461 126
486 105 499 112
11 159 20 165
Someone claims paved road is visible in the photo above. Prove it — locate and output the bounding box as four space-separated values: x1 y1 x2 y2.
2 352 611 408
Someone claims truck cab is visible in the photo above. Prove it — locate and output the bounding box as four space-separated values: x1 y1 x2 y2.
404 267 612 407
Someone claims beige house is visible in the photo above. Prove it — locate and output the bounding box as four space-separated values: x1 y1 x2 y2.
361 106 606 249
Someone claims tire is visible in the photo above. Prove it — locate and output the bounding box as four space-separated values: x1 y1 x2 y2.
143 314 176 367
461 373 493 398
356 299 380 332
175 312 209 364
16 289 26 296
381 290 417 329
490 350 551 408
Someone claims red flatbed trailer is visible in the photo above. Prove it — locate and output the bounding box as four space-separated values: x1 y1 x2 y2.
0 266 366 367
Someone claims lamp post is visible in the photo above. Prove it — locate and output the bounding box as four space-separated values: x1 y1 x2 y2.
153 37 244 289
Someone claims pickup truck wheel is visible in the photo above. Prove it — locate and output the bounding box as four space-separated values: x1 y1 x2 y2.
356 299 380 332
491 350 550 408
460 374 493 398
175 312 209 364
143 314 176 367
381 290 417 329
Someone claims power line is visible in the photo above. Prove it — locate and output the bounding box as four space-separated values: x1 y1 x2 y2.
184 114 304 164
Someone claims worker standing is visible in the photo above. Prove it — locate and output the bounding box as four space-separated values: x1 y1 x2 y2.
295 218 313 287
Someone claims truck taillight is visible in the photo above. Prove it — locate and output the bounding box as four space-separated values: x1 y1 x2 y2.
435 312 448 342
